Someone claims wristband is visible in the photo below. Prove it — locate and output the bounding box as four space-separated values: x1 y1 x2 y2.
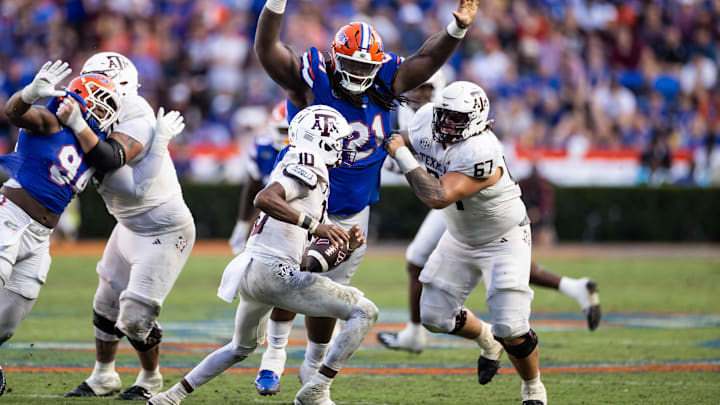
308 219 319 234
446 19 468 39
20 87 38 104
67 116 89 135
265 0 287 14
394 146 420 174
296 213 307 227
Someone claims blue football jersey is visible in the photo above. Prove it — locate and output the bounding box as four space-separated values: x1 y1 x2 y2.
248 135 280 184
286 46 403 216
0 93 105 214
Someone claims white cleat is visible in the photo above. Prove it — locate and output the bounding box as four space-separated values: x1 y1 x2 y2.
294 382 335 405
147 390 181 405
376 323 426 353
521 380 547 405
299 361 320 385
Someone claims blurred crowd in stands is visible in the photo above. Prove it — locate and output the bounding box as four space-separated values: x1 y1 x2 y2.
1 0 720 185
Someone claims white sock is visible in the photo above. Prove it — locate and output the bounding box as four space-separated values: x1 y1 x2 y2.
134 367 161 389
522 373 543 390
260 319 292 375
559 276 590 309
90 360 116 379
166 381 191 402
304 340 330 369
308 370 333 388
476 321 502 360
406 322 422 334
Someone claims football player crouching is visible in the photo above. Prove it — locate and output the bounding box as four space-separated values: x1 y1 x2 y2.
148 105 376 405
385 82 547 405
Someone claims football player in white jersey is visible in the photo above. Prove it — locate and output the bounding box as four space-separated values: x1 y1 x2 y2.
386 81 547 405
148 105 375 405
63 52 197 400
379 72 601 354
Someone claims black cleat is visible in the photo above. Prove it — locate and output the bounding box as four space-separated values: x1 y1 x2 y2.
116 385 152 400
0 365 6 397
585 280 601 331
522 401 545 405
477 356 500 385
65 382 102 397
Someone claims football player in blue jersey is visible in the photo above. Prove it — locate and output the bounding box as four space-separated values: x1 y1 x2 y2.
252 0 482 396
229 101 289 255
0 62 119 393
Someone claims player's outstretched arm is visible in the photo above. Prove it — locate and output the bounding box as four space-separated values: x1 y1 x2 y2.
4 60 70 135
254 1 309 105
385 134 499 209
391 0 479 95
254 182 349 247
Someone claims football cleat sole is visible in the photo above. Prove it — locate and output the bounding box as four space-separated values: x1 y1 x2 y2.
585 280 601 331
376 332 424 354
254 370 281 396
477 356 500 385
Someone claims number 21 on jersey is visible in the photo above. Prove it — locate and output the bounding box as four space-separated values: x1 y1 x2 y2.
347 114 385 161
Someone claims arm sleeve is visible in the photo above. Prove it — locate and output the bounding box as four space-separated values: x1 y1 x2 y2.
85 138 126 172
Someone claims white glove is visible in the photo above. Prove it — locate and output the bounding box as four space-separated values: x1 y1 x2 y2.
152 107 185 155
229 220 250 255
21 60 72 104
57 97 88 134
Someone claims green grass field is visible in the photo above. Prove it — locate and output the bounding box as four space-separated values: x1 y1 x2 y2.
1 248 719 404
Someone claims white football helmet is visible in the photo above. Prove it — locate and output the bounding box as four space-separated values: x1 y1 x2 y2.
288 105 355 167
81 52 139 97
433 81 490 144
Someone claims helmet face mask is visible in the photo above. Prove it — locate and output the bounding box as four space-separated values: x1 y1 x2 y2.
432 81 490 144
334 53 382 94
331 22 384 94
68 73 121 132
82 52 139 97
432 107 473 144
288 105 355 168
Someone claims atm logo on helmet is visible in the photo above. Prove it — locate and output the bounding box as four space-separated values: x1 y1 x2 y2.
311 113 339 137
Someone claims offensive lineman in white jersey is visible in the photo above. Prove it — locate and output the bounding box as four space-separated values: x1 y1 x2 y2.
148 105 376 405
386 81 547 405
379 73 601 354
63 52 196 400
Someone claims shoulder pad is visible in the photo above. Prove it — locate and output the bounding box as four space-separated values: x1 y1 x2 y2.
283 163 318 188
119 95 154 122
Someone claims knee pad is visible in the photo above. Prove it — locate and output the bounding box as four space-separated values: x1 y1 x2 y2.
93 277 121 321
353 297 379 324
0 288 34 345
122 323 162 352
420 306 456 334
494 329 538 359
93 310 121 342
116 291 161 342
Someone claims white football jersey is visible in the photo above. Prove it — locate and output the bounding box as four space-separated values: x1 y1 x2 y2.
245 148 330 266
408 104 527 246
98 94 193 235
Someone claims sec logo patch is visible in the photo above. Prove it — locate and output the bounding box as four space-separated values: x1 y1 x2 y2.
420 138 431 150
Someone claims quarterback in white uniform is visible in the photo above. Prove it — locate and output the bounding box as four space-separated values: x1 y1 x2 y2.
63 53 196 400
148 105 376 405
386 82 547 405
